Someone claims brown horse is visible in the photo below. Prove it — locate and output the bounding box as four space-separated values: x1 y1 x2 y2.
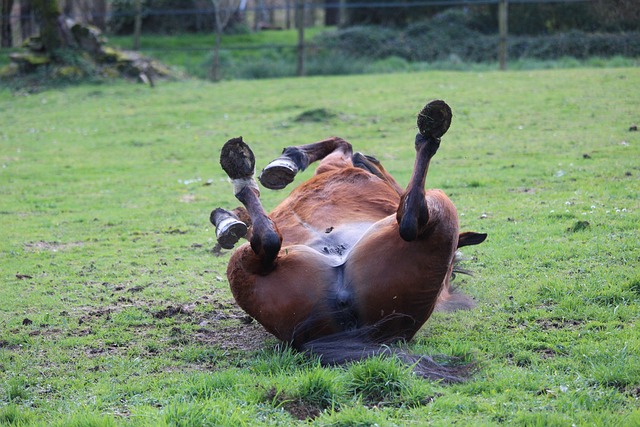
210 100 486 381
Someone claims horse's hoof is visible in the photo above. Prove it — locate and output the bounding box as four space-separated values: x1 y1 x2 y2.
259 157 298 190
220 137 255 180
417 100 452 140
216 217 248 249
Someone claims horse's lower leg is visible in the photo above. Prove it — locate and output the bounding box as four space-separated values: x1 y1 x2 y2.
397 100 452 241
213 137 282 268
210 208 248 249
259 137 353 189
235 186 281 269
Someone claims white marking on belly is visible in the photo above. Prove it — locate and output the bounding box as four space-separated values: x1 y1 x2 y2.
305 222 374 266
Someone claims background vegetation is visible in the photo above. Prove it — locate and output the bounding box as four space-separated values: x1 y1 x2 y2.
2 1 639 85
99 22 639 81
1 66 639 425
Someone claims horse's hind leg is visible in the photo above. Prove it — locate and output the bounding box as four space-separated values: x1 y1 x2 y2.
397 100 453 242
213 137 282 269
259 137 353 189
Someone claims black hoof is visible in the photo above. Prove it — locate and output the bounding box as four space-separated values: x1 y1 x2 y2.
417 100 452 140
220 137 255 180
352 152 385 180
210 208 248 249
217 220 248 249
259 157 298 190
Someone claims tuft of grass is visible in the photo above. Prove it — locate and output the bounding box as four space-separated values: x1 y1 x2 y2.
567 220 590 232
250 345 307 375
0 404 35 426
347 355 413 405
52 414 117 427
295 367 343 409
3 377 30 403
294 108 338 123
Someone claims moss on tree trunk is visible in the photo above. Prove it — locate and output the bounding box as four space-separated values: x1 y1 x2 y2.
32 0 63 54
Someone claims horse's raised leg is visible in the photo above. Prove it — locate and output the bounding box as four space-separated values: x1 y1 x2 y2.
259 137 353 189
213 137 282 269
397 100 452 242
210 208 248 249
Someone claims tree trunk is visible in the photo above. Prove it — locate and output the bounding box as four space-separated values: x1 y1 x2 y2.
91 0 107 30
1 0 14 47
20 0 34 41
32 0 63 53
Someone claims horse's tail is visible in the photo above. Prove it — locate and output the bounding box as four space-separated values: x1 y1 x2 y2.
297 327 472 383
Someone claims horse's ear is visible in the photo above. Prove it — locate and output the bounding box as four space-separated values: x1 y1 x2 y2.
457 232 487 248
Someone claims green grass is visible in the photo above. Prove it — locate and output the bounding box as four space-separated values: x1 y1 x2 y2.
1 67 639 425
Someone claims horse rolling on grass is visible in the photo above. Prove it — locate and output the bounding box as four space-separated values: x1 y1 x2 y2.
210 100 486 382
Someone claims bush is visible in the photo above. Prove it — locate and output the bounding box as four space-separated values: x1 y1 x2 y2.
344 1 640 35
314 26 401 60
509 31 640 60
313 11 640 64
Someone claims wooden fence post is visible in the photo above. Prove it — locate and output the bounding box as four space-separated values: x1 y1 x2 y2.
498 0 508 70
133 0 142 50
296 0 304 76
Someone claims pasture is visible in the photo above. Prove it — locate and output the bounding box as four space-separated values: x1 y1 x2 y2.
1 67 639 426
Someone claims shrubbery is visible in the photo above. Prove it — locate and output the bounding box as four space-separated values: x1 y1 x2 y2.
314 10 640 63
345 1 639 34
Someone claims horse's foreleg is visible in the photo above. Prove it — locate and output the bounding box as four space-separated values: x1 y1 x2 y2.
210 208 248 249
213 137 282 269
397 100 452 241
235 186 281 269
259 137 353 189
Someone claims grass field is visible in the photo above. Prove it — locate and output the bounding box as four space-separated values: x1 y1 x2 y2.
1 67 639 426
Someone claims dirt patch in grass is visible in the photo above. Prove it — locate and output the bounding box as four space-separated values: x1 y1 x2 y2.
194 321 270 353
73 298 271 356
538 348 557 359
536 319 583 330
264 387 323 421
24 241 84 251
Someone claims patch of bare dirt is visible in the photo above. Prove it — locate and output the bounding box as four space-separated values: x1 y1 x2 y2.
508 187 538 194
538 348 556 359
73 296 270 355
536 319 583 330
264 388 323 421
180 194 197 203
194 320 269 353
24 241 84 251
